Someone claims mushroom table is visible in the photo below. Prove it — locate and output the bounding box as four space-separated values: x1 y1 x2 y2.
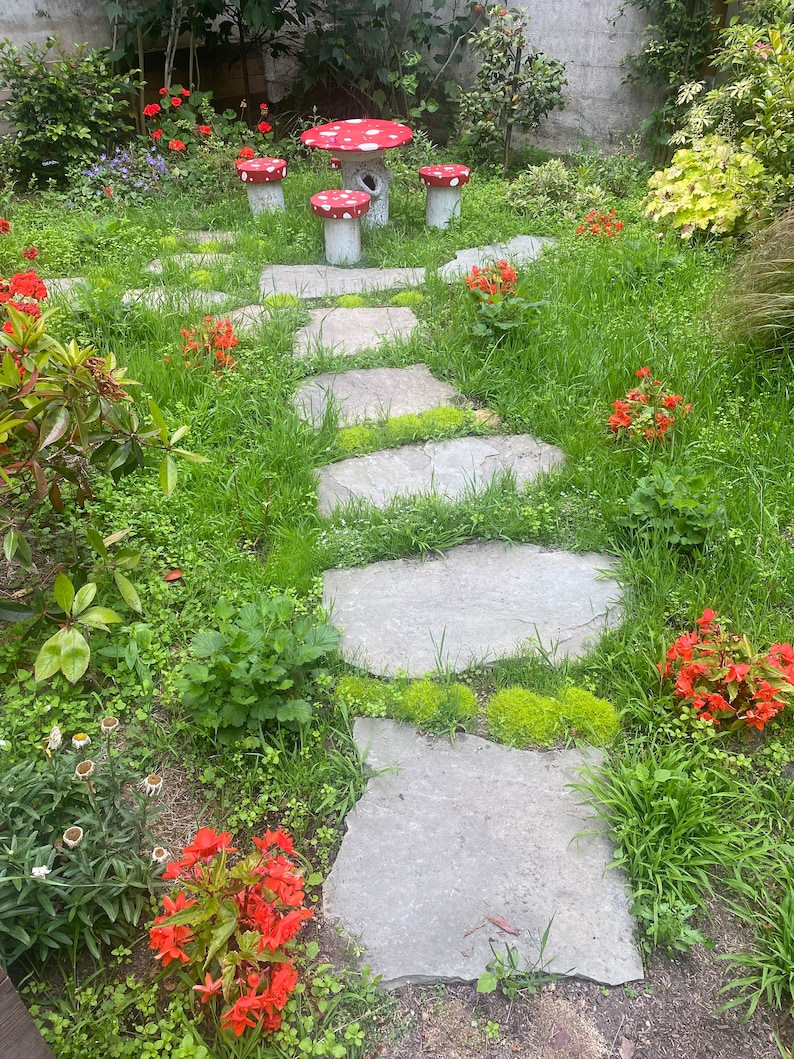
300 118 413 228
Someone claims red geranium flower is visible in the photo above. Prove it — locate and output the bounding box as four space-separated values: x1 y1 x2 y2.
21 247 38 260
159 87 169 96
143 103 161 118
171 97 182 107
152 128 163 140
237 145 255 160
168 139 187 152
181 88 191 97
257 121 272 134
0 218 10 234
197 125 213 135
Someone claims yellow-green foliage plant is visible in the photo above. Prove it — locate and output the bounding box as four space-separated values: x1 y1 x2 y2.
334 407 489 460
646 136 771 239
486 686 619 747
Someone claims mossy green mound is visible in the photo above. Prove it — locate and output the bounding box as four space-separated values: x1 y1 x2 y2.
487 685 619 748
335 294 366 308
334 406 487 460
335 674 476 733
391 290 425 308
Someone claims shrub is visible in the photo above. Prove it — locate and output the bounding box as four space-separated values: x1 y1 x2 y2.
487 686 619 746
506 158 603 218
0 722 163 966
646 135 773 239
717 208 794 350
176 595 340 740
0 39 138 186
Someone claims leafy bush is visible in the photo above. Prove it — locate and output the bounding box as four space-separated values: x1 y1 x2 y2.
486 685 619 747
177 595 339 740
66 146 169 206
506 158 603 218
0 39 138 186
621 462 725 552
646 136 773 239
717 208 794 350
0 724 163 967
456 6 567 176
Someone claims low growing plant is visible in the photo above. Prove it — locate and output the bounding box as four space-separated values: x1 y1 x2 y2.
180 316 240 370
177 594 339 741
486 685 619 747
0 722 165 967
662 608 794 730
464 259 544 338
576 208 625 237
150 827 312 1039
334 407 488 460
621 462 724 552
608 366 691 442
335 674 477 735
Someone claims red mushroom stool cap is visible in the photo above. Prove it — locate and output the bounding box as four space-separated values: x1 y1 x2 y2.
311 189 371 219
419 164 471 188
301 119 413 152
237 157 288 183
329 156 342 170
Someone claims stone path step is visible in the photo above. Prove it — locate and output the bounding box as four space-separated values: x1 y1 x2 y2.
437 234 555 280
295 364 462 427
317 434 564 515
260 265 425 299
323 718 643 988
294 306 418 357
183 229 236 244
323 540 622 677
147 253 231 274
121 289 230 310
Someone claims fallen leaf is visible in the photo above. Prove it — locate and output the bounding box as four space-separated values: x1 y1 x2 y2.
550 1028 571 1050
163 569 184 582
619 1038 636 1059
487 914 520 936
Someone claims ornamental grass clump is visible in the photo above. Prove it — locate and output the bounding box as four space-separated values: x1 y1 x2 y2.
609 366 690 442
662 609 794 731
150 827 311 1038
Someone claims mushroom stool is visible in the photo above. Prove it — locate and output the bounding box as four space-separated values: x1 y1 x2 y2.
310 190 371 266
237 157 288 215
419 164 471 229
329 157 342 171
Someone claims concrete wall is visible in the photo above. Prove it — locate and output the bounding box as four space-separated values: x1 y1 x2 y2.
0 0 110 50
0 0 658 152
513 0 659 151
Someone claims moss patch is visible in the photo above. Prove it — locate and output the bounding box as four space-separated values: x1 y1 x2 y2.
487 685 619 748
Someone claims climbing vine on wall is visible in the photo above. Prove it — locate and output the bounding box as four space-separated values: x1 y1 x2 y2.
616 0 726 153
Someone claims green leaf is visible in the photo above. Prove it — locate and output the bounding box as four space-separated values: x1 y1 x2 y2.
114 570 142 614
53 572 75 615
160 453 177 496
85 526 109 559
60 627 91 683
72 582 97 616
0 599 36 622
38 404 71 450
191 630 228 658
148 399 169 442
169 424 190 445
476 971 499 994
78 606 122 630
35 629 64 682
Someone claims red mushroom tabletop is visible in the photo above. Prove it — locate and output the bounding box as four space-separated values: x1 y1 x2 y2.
418 164 471 188
237 157 288 182
301 118 413 153
310 190 371 219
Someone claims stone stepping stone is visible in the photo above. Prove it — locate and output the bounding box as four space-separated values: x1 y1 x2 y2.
226 304 271 332
183 229 236 244
45 277 86 298
324 717 643 988
147 253 232 274
295 364 462 427
121 289 230 311
317 434 564 515
260 264 425 300
294 306 418 357
323 540 622 676
437 234 555 281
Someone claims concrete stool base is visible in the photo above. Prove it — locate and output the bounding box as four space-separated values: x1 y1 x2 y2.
426 185 463 229
324 217 362 266
246 183 285 215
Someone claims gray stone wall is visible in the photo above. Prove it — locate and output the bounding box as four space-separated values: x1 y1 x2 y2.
0 0 110 50
0 0 657 152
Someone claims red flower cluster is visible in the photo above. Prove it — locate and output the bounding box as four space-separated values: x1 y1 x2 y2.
464 258 517 302
22 247 38 260
237 145 256 160
0 269 48 375
577 208 625 237
150 828 311 1038
143 103 161 118
168 139 187 152
662 610 794 730
609 366 690 441
0 218 10 234
257 121 272 134
181 316 239 370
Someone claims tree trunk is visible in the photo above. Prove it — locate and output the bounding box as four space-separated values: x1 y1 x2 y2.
164 0 185 88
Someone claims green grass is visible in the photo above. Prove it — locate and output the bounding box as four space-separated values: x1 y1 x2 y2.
6 151 794 1031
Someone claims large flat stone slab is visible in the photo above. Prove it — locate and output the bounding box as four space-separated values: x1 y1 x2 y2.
45 277 86 298
295 364 462 427
438 234 555 281
260 264 425 299
324 718 642 988
294 306 418 357
183 230 236 244
317 434 565 514
323 540 622 675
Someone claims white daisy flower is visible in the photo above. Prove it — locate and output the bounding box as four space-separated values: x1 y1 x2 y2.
31 865 51 879
47 726 63 751
72 733 91 750
151 846 170 864
143 774 163 797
